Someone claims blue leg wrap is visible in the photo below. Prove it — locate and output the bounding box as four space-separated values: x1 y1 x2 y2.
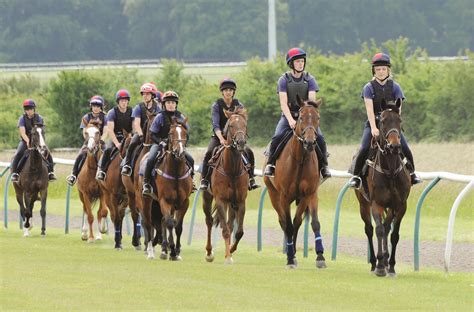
315 232 324 253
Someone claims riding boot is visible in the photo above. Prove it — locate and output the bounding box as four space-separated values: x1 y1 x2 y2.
199 156 211 190
316 135 331 181
264 138 279 177
96 150 110 181
10 152 23 182
142 144 159 195
185 151 197 192
405 159 422 185
349 149 367 189
121 134 141 176
46 153 56 181
243 148 259 190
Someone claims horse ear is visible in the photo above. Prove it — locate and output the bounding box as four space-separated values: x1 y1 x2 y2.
296 94 304 108
183 116 188 125
224 109 232 119
314 98 322 108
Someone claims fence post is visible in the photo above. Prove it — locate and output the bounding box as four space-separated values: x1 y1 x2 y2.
65 184 72 234
3 172 12 229
187 189 201 246
331 181 351 261
257 186 268 251
413 177 440 271
303 213 309 257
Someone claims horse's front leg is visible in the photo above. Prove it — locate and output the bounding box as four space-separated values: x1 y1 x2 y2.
382 211 393 268
372 203 387 277
22 192 33 236
128 194 142 250
174 198 189 260
142 196 155 259
229 201 245 255
96 194 108 240
307 195 326 268
203 191 215 262
388 202 407 276
358 195 376 272
112 203 126 250
215 199 232 264
40 188 47 236
278 195 296 268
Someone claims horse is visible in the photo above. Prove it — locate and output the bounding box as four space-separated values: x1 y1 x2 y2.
202 107 249 264
76 122 108 242
264 96 326 269
141 117 193 260
13 124 50 237
355 99 411 277
97 130 131 249
122 110 162 251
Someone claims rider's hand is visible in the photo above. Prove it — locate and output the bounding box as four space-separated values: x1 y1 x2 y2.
115 142 121 149
219 138 226 145
288 118 297 129
371 128 380 138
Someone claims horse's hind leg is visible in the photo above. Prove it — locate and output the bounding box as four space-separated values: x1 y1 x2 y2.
203 191 215 262
128 194 141 249
372 203 387 277
307 196 326 269
112 204 125 250
388 202 407 276
40 189 47 236
81 193 95 242
382 211 393 269
358 195 376 272
229 201 245 255
279 196 296 268
15 187 26 228
174 199 189 260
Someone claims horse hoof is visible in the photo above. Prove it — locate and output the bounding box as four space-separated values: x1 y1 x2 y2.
41 232 46 237
135 245 142 251
170 255 181 261
160 252 168 260
87 238 95 243
95 235 102 240
23 229 30 237
388 272 397 277
375 267 387 277
81 236 88 241
205 254 215 262
147 254 155 260
286 264 297 269
316 260 327 269
224 257 233 265
115 245 123 250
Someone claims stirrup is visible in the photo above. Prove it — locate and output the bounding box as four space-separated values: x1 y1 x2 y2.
348 176 362 189
142 183 153 196
410 173 422 185
263 164 275 177
121 165 132 176
48 172 57 181
96 170 106 181
199 179 209 191
248 178 260 190
11 173 19 182
66 175 77 186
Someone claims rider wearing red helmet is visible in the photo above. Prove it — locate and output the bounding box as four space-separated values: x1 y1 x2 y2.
96 89 133 181
11 99 56 182
66 95 107 185
198 78 259 191
263 48 331 180
120 83 162 176
348 53 421 188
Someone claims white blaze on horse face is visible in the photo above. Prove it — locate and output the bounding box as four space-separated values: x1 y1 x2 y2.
176 126 184 155
36 127 46 148
86 127 99 149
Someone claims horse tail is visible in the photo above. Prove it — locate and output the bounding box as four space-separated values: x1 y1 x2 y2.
211 204 220 227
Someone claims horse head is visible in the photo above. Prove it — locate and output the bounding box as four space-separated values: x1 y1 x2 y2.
223 107 248 151
144 110 157 145
168 117 188 158
295 95 321 151
84 122 101 154
29 124 47 155
378 98 402 154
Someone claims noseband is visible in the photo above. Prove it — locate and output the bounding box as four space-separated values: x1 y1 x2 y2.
223 118 247 149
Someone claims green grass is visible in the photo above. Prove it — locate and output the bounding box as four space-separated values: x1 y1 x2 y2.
0 228 472 311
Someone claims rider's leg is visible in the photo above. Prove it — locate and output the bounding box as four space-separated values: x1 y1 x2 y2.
142 144 161 195
67 148 87 186
316 127 331 180
264 115 289 177
400 133 422 185
121 133 141 176
199 136 220 190
349 122 372 189
244 146 259 190
96 142 113 181
10 140 28 182
185 151 197 192
46 151 56 181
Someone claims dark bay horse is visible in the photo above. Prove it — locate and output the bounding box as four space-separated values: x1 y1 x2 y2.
355 99 410 277
203 107 249 264
264 97 326 269
77 122 108 242
13 124 49 237
98 131 131 249
141 118 193 260
122 111 158 250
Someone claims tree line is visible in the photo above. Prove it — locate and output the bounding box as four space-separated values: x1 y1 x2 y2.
0 38 472 149
0 0 472 63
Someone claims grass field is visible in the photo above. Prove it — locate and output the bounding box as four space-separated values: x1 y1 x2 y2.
1 228 472 311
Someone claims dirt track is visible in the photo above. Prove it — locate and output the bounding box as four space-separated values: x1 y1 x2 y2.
3 210 472 273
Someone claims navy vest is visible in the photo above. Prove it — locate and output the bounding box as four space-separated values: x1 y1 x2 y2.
285 72 311 112
23 113 43 136
86 112 106 135
370 79 395 115
113 107 133 138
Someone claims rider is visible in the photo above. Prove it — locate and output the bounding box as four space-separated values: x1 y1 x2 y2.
199 78 259 191
263 47 331 180
66 95 107 186
96 89 133 181
348 52 422 188
142 91 195 195
11 99 56 182
120 83 161 176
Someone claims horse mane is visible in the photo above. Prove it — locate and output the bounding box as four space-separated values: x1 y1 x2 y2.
231 107 248 120
383 104 400 114
87 120 101 128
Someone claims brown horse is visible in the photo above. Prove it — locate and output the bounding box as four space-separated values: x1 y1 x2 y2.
203 107 249 264
264 97 326 269
355 99 410 277
122 110 162 250
13 124 49 237
141 118 193 260
97 131 131 249
76 122 108 242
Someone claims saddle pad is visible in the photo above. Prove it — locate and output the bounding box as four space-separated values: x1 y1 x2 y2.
138 152 150 177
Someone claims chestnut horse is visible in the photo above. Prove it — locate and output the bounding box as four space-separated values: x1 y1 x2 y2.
13 124 49 237
142 118 193 260
76 122 108 242
97 131 131 249
203 107 249 264
264 97 326 269
355 99 410 277
122 110 160 250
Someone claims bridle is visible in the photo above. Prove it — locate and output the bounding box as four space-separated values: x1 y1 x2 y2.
293 105 318 151
223 115 248 150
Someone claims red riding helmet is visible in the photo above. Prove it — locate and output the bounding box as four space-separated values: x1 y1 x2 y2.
89 95 105 107
140 83 156 98
286 47 306 68
115 89 131 103
23 99 36 109
371 53 391 67
219 78 237 91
